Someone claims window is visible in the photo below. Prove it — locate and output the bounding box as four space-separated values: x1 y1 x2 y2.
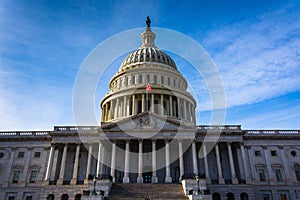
8 197 15 200
271 150 277 156
26 196 33 200
146 75 150 82
154 75 157 84
124 77 128 86
34 152 40 158
161 75 164 84
295 164 300 181
258 168 266 181
0 152 4 158
291 151 297 156
254 150 261 156
29 170 37 183
12 171 20 183
167 77 170 85
138 75 142 84
18 152 24 158
131 75 135 84
275 168 283 181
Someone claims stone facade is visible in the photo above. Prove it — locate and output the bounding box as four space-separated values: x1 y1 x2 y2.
0 22 300 200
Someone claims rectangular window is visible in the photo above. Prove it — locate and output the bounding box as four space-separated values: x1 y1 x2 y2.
29 170 37 183
146 75 150 82
131 75 135 84
34 152 40 158
154 75 157 84
161 75 164 84
8 197 15 200
167 77 170 85
18 152 24 158
26 196 33 200
275 169 283 181
258 168 266 181
271 150 277 156
254 150 261 156
12 171 20 183
138 75 142 84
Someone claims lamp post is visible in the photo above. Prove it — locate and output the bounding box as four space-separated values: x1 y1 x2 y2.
92 176 97 196
195 175 201 195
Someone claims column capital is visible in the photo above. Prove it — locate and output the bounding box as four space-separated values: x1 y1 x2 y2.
151 139 157 143
138 139 143 143
278 146 284 150
262 145 268 149
165 139 171 143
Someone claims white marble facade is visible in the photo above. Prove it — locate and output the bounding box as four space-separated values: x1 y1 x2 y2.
0 23 300 200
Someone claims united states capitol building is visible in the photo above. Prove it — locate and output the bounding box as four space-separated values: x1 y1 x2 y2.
1 19 300 200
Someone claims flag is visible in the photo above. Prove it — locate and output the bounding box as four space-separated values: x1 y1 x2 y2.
146 83 152 92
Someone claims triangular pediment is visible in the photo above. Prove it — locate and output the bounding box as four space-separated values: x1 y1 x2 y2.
100 112 195 132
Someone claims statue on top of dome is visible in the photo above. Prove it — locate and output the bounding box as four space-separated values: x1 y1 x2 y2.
146 16 151 27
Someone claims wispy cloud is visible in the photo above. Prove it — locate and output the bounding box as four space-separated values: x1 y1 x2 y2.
199 4 300 110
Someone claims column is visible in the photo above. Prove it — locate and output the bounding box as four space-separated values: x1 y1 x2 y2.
203 143 211 183
137 140 143 183
183 100 187 120
192 105 196 123
177 98 181 119
105 103 109 121
114 98 119 118
189 103 193 121
192 140 198 175
3 149 15 187
165 140 172 183
20 148 32 185
160 94 164 115
240 143 252 183
110 142 116 182
126 97 130 116
71 144 81 184
152 140 158 183
85 144 93 181
142 94 145 112
45 145 54 181
57 144 68 185
215 143 224 184
227 142 238 184
109 100 113 120
50 149 59 181
263 146 274 183
123 96 127 117
151 93 154 112
96 141 103 176
169 96 173 116
178 140 184 181
123 141 130 183
132 94 136 115
279 146 292 184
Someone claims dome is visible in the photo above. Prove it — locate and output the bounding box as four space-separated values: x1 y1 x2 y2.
118 26 177 73
119 47 177 72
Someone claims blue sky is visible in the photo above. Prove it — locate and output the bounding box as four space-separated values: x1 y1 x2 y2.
0 0 300 130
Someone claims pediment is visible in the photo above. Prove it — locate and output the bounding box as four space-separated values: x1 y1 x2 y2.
101 112 195 133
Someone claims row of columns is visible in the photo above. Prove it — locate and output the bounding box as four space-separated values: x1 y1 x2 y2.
44 141 252 185
102 94 195 123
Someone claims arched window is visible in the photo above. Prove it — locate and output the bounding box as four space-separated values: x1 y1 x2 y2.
226 192 235 200
295 164 300 181
240 193 248 200
212 193 221 200
75 194 81 200
61 194 68 200
47 194 54 200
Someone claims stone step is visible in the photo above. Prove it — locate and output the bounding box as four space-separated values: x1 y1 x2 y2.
109 183 188 199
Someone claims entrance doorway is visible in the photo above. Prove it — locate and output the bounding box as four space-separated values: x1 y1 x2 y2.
143 172 152 183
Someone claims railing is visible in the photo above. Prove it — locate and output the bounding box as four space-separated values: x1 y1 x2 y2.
246 130 300 135
0 131 49 137
198 125 242 131
54 126 99 132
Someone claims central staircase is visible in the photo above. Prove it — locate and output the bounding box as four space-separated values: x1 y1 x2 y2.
108 183 188 200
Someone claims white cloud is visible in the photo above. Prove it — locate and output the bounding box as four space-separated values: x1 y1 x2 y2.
199 4 300 110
